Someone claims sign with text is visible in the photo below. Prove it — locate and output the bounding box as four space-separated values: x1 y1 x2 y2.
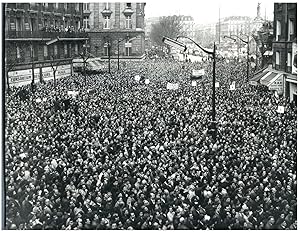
277 106 284 113
192 69 205 77
268 75 283 94
134 75 141 81
167 83 179 90
229 82 236 90
8 68 40 87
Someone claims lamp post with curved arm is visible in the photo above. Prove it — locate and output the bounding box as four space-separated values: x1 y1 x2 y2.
224 34 250 81
163 35 217 140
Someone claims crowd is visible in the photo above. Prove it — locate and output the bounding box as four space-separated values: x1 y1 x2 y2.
5 58 297 230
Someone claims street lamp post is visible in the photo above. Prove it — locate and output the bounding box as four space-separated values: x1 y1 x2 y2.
117 36 137 71
163 36 217 140
224 35 249 81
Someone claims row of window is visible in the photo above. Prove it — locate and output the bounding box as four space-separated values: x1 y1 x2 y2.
9 17 81 31
13 43 80 62
275 51 293 68
30 3 80 11
276 19 295 41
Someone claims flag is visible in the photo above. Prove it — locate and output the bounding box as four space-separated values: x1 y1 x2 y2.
274 91 279 98
215 82 220 88
191 81 197 86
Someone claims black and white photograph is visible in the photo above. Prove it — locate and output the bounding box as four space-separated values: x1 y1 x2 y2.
2 0 297 230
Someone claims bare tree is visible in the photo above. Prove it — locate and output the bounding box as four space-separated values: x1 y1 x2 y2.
150 16 185 52
78 51 92 86
5 42 20 93
49 55 62 91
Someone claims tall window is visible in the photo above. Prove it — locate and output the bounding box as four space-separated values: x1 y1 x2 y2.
75 44 78 55
44 18 48 27
126 47 131 56
75 3 80 11
288 19 294 40
55 3 59 9
287 52 292 67
276 20 281 41
64 3 67 10
83 3 89 11
275 51 280 67
125 16 131 29
54 45 58 57
83 16 89 29
30 18 36 31
104 16 110 29
16 17 22 31
44 45 48 58
105 2 109 10
64 44 68 56
16 46 21 59
104 45 109 56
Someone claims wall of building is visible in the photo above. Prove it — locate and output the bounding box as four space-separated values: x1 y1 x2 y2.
4 3 87 87
88 3 146 59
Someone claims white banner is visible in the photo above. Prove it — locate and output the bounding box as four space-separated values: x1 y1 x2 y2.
167 83 179 90
277 106 284 113
229 81 236 90
67 91 79 97
8 68 40 87
191 81 197 86
134 75 141 81
192 69 205 77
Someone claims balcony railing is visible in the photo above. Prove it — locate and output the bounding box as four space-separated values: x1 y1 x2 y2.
6 31 89 39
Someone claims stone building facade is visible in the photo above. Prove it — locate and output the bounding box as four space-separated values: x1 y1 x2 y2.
4 3 88 87
86 2 146 59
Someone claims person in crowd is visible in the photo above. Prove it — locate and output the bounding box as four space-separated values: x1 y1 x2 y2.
4 57 297 230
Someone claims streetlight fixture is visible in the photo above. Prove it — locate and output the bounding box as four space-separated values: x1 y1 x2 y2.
224 35 249 81
163 36 217 140
104 41 111 73
117 36 137 70
162 36 187 52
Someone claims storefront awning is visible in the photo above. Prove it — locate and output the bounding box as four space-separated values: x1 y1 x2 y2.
249 69 269 85
264 50 273 56
260 71 279 86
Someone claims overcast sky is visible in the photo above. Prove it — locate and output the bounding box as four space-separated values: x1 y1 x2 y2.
145 0 276 24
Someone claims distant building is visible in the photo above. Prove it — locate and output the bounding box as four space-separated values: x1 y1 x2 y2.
273 3 297 102
250 3 297 103
195 23 216 48
87 2 146 59
4 3 88 87
216 16 252 46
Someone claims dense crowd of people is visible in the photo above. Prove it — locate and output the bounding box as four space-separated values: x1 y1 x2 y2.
5 58 297 229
